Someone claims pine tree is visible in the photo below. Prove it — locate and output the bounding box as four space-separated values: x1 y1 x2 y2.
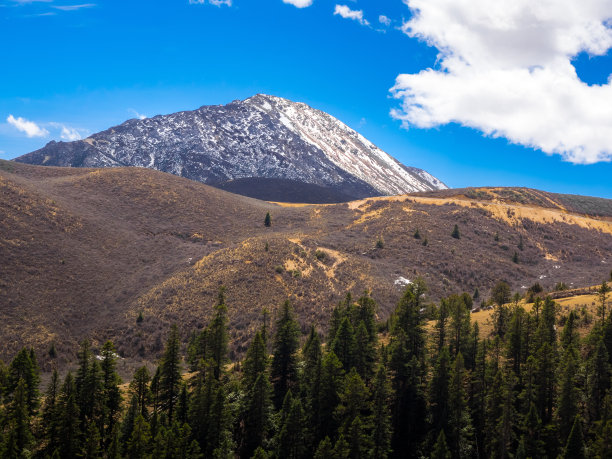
335 368 370 434
276 396 307 459
6 378 33 456
42 368 61 456
57 372 81 459
371 363 392 459
451 224 460 239
129 366 152 419
431 430 451 459
207 384 234 457
586 336 610 424
317 351 344 441
100 340 122 446
414 228 421 239
522 403 545 459
8 347 40 416
242 331 268 390
429 347 451 435
557 348 579 441
313 437 334 459
301 326 322 450
331 316 356 372
242 372 272 458
264 212 271 227
159 324 182 422
562 416 585 459
81 419 101 458
208 287 229 380
270 300 300 407
127 414 152 459
447 354 474 458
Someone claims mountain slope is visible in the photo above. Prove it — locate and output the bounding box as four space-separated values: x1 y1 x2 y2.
14 94 446 201
1 161 611 372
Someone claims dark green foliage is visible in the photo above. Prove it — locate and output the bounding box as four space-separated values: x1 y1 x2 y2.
376 235 385 249
413 228 421 239
431 430 451 459
159 324 182 422
270 300 300 408
512 251 519 263
264 212 271 227
451 224 460 239
492 280 511 306
562 416 585 459
137 311 144 323
8 282 612 459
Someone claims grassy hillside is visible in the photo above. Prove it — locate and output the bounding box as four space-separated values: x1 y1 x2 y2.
1 160 611 369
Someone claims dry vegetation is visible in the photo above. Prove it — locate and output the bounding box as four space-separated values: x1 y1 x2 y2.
1 160 612 373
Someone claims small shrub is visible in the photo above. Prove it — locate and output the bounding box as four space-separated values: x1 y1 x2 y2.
512 251 519 263
314 250 326 261
554 282 568 291
264 242 269 252
413 229 421 239
376 236 385 249
451 224 460 239
48 343 57 359
264 212 271 227
136 311 144 323
422 238 428 247
494 231 500 242
275 265 284 274
292 270 301 278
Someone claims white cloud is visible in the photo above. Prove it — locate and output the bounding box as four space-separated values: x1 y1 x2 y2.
6 115 49 138
334 5 369 26
391 0 612 164
379 15 391 26
189 0 232 6
282 0 313 7
52 4 95 11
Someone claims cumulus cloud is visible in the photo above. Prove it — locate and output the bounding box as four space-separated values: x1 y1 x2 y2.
391 0 612 164
334 5 369 26
6 115 49 137
60 126 82 141
189 0 232 6
282 0 313 8
379 15 391 26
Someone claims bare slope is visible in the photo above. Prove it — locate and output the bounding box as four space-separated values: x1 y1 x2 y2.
1 161 611 369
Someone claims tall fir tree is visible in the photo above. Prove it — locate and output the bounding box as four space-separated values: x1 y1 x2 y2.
270 300 300 408
159 324 182 422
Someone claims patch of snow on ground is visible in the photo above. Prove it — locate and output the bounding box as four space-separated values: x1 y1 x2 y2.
395 276 412 287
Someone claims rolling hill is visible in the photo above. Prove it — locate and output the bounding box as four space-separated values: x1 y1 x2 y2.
1 159 611 372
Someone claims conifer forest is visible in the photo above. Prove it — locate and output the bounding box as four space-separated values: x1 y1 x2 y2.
2 280 612 459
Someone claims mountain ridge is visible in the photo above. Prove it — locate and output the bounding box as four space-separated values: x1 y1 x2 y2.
14 94 446 201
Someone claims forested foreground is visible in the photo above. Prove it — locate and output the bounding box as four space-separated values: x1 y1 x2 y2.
1 282 612 458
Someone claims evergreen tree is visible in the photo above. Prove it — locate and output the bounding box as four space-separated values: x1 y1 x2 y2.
242 372 272 458
264 212 271 227
313 437 334 459
371 363 392 459
7 347 40 416
159 324 182 422
81 419 101 459
335 368 370 434
243 331 268 390
317 351 344 442
562 416 585 459
5 378 33 456
522 403 545 459
100 340 122 446
276 396 307 459
447 354 474 458
270 300 300 407
127 414 152 459
557 348 579 441
431 430 451 459
57 372 81 459
41 368 61 456
451 224 461 239
208 287 229 380
331 317 356 372
129 366 152 419
429 347 451 435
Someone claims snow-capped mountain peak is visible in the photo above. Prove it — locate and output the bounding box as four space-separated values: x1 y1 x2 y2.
15 95 446 201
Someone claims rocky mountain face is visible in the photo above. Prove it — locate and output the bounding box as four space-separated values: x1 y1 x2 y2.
14 94 446 200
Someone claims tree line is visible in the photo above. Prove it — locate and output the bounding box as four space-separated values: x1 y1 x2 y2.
1 280 611 458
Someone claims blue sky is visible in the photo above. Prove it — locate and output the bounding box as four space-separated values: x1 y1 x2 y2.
1 0 612 197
